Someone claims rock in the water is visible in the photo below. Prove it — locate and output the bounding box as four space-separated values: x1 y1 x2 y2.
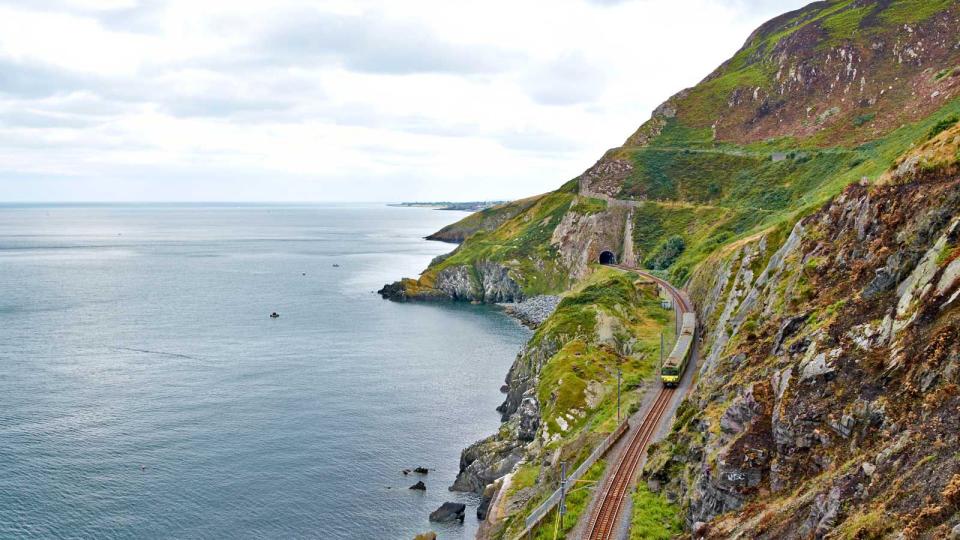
414 467 429 475
409 480 426 491
413 533 437 540
402 469 411 475
378 280 407 300
429 502 466 523
477 495 491 521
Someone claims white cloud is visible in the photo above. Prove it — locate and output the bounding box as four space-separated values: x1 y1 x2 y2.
0 0 810 202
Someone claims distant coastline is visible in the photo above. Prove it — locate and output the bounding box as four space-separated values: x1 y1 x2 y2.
389 201 506 212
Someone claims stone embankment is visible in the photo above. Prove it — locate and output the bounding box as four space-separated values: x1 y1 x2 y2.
499 295 560 328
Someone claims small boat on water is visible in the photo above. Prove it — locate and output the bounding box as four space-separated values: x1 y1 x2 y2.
270 312 280 318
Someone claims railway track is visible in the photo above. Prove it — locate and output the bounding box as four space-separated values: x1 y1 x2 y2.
583 267 694 540
584 386 675 539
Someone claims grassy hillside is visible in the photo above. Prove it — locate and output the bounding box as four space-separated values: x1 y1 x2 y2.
490 266 676 539
426 195 542 243
404 1 960 292
622 98 960 282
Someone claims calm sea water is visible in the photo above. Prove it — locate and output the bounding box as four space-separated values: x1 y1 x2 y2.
0 204 530 540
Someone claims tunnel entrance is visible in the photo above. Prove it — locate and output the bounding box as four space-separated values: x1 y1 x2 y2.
599 251 617 265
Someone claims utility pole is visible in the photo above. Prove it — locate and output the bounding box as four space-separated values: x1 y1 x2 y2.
557 461 567 539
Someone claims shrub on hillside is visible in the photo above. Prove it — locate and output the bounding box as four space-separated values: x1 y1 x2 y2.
644 235 686 270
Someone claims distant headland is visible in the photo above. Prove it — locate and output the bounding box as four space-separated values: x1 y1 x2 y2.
389 201 506 212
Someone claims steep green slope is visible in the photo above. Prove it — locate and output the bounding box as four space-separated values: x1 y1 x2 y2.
643 122 960 538
382 2 960 538
469 267 675 540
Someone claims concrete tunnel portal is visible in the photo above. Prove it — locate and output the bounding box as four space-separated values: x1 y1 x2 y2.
599 250 617 265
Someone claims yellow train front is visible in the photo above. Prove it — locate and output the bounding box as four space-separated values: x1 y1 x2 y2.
660 312 696 387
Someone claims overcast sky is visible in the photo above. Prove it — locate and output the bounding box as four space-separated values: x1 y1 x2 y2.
0 0 809 202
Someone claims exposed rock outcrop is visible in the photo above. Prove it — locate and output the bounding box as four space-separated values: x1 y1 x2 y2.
379 261 524 303
451 340 547 494
499 295 561 328
646 173 960 537
429 502 465 523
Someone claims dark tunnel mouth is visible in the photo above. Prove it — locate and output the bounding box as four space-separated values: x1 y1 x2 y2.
599 251 617 265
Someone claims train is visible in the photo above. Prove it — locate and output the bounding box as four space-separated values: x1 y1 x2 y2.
660 312 696 387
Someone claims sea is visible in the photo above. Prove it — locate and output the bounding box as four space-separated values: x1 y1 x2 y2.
0 203 532 540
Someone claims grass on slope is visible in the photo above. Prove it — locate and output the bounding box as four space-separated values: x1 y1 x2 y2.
427 195 541 242
629 484 683 540
623 98 960 283
534 267 674 438
879 0 954 24
494 267 677 540
531 460 607 540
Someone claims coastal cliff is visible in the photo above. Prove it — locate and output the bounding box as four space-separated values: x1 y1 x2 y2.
385 1 960 538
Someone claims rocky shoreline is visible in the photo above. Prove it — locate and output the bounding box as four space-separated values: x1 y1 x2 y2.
380 276 558 538
497 295 560 328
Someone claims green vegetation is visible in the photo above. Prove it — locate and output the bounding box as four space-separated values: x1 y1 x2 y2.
619 98 960 281
571 196 608 215
937 67 960 81
853 113 876 127
619 145 857 210
678 65 768 128
644 235 686 271
628 485 683 540
833 506 898 539
417 191 576 296
492 267 677 539
879 0 953 24
508 463 540 499
926 115 959 141
532 460 607 540
426 196 540 242
821 3 872 41
534 268 673 437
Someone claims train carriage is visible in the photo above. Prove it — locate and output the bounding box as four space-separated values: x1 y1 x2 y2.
661 312 695 387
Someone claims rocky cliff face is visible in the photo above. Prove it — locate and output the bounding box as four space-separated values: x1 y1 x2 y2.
645 158 960 537
433 262 525 303
380 192 629 302
452 339 555 495
550 200 630 281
